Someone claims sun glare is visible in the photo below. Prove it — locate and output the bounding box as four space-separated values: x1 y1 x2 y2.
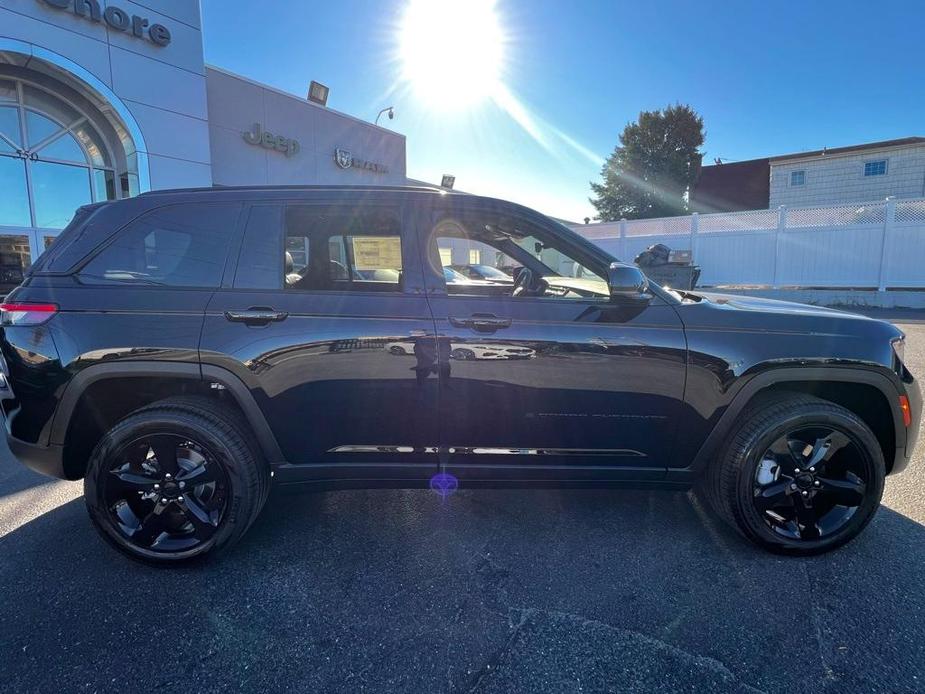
399 0 504 110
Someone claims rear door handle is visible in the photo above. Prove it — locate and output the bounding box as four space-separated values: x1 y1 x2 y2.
224 308 288 325
449 314 512 332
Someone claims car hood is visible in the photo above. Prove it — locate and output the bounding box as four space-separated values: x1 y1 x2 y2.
677 290 904 345
688 291 870 320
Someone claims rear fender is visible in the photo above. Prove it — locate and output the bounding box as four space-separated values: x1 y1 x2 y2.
50 361 284 465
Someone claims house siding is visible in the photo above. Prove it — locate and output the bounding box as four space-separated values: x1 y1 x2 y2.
770 144 925 207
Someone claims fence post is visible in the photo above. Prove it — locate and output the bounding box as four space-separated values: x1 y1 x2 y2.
690 212 699 262
619 218 627 260
877 197 896 292
772 205 786 288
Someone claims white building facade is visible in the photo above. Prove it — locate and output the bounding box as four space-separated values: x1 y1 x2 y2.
0 0 406 289
769 138 925 208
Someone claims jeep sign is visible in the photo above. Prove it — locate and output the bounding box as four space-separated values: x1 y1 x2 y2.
40 0 172 47
243 123 300 158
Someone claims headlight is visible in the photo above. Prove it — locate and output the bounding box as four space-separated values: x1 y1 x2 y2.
892 336 906 366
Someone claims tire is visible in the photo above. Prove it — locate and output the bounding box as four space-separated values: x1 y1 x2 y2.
702 393 885 555
84 396 270 565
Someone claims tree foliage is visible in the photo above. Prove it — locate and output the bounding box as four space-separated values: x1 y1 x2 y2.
590 104 704 221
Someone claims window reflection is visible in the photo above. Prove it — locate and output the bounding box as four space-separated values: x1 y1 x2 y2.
94 169 117 201
0 106 21 148
25 111 62 148
22 85 80 129
39 131 86 163
0 235 30 294
31 161 92 229
0 79 16 102
0 157 30 227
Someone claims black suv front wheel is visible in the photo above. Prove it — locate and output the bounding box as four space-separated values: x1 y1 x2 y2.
84 397 269 564
704 393 886 555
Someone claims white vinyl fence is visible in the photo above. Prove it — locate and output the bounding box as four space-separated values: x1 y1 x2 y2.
570 197 925 289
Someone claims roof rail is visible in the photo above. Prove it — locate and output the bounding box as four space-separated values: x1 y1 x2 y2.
138 183 448 197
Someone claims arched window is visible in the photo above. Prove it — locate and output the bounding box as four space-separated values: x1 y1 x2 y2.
0 77 125 231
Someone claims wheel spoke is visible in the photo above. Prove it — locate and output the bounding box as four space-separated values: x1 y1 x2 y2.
179 496 219 540
793 496 821 540
176 461 220 487
149 436 179 476
132 503 170 547
754 480 792 512
109 467 159 492
817 476 866 507
805 431 852 469
768 437 805 471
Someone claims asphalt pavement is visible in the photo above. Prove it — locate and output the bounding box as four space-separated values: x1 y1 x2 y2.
1 312 924 693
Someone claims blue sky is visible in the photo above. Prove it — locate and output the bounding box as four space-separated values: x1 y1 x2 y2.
201 0 925 222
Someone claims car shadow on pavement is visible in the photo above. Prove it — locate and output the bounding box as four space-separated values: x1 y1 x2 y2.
1 487 924 694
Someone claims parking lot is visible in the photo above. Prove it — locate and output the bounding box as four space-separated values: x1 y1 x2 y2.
1 311 923 694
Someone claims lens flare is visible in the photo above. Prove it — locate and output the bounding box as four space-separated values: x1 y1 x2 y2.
429 472 459 499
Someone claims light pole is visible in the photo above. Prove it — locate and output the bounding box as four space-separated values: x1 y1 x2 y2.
375 107 394 125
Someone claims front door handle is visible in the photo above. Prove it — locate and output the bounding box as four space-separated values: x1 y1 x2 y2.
224 308 289 325
449 314 512 332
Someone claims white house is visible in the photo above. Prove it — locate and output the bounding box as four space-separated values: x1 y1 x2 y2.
769 137 925 207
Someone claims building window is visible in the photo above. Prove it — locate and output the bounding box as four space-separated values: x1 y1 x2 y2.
0 77 125 230
790 170 805 186
864 160 887 177
468 248 481 264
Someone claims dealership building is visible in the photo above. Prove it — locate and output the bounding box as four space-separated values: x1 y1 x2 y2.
0 0 408 289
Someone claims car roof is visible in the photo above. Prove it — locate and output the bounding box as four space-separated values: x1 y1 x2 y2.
138 184 451 197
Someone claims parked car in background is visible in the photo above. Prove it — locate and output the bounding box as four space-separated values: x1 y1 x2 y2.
385 340 536 360
1 184 919 564
450 263 513 283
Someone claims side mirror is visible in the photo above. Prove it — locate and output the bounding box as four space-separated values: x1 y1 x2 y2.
607 262 652 301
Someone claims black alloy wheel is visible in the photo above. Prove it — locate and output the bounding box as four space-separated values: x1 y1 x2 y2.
103 434 229 553
704 393 885 555
752 426 870 541
85 397 268 564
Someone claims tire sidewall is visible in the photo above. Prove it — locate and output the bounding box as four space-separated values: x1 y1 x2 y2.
84 412 253 564
732 408 885 554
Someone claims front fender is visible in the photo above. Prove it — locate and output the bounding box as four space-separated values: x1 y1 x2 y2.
669 364 909 481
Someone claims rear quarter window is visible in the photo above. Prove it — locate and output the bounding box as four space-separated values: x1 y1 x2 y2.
78 203 241 288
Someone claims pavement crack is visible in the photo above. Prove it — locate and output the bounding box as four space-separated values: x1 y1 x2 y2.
466 606 770 694
464 608 534 693
804 563 838 683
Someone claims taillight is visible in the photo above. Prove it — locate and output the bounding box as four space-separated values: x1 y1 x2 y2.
0 303 58 326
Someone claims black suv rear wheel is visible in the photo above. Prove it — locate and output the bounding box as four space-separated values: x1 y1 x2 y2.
704 393 886 555
84 397 269 564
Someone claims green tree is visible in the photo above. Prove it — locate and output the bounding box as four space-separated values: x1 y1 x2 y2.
590 104 704 221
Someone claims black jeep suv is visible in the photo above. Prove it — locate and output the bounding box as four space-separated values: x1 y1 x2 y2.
1 185 920 563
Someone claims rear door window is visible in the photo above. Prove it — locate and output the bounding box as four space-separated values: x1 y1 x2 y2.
78 203 241 288
284 205 403 292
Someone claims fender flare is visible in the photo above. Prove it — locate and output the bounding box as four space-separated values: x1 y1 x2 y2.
49 361 285 465
674 365 906 480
